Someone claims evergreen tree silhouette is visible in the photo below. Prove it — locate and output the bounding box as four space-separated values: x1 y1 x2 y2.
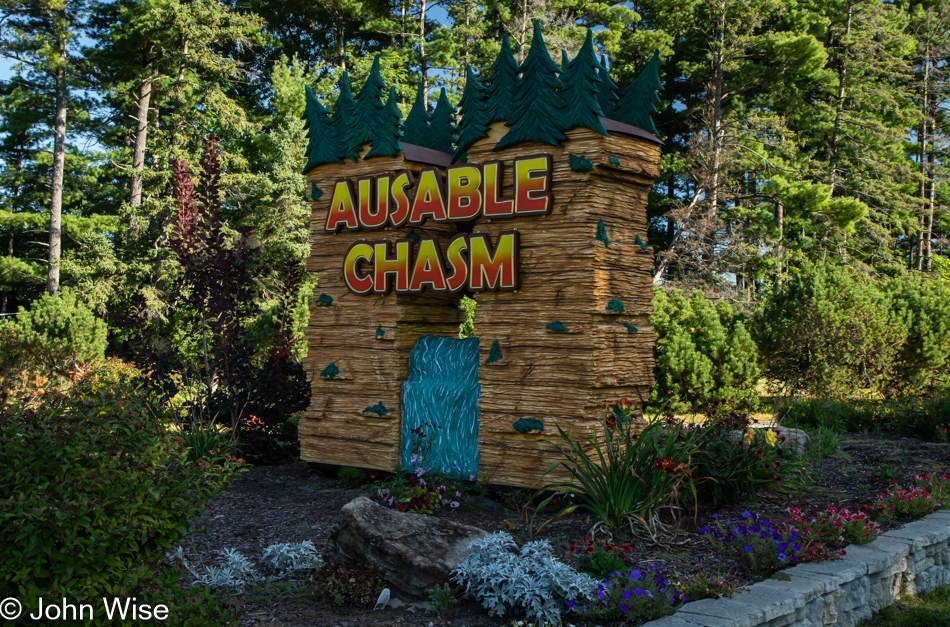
495 21 567 151
366 86 403 158
344 54 387 160
453 65 490 162
483 34 519 124
302 85 343 173
597 55 620 119
561 49 570 69
402 84 431 147
615 50 663 135
559 29 606 135
426 87 457 153
333 72 357 162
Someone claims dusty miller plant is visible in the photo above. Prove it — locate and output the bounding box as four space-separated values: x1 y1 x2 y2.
180 547 258 592
261 540 323 578
451 532 598 624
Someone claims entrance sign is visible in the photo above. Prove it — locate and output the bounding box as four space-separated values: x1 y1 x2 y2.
300 23 664 487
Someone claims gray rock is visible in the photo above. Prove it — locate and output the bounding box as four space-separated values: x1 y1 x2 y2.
325 496 488 598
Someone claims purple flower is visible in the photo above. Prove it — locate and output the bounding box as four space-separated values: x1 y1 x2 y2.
742 511 751 518
647 590 654 600
567 600 575 609
629 570 642 580
712 514 720 519
597 590 606 600
634 587 644 597
622 590 631 600
450 501 459 508
744 545 753 553
778 553 787 562
698 526 713 534
619 603 630 613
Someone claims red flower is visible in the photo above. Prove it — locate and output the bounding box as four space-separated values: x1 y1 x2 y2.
409 475 417 487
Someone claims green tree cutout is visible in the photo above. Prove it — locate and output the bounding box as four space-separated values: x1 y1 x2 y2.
454 64 490 162
334 72 357 162
366 86 402 159
427 87 457 154
495 21 567 152
483 34 520 125
615 50 662 135
402 84 431 147
302 85 343 173
344 55 388 161
559 29 607 136
597 56 620 119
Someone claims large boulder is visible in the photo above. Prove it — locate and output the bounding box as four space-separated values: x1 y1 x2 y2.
324 496 488 598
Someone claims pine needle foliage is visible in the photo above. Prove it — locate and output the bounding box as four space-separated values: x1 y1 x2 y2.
453 65 490 162
402 84 431 147
615 50 662 135
559 29 607 135
483 34 520 124
302 85 343 173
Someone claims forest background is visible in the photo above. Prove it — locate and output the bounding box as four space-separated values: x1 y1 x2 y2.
0 0 948 418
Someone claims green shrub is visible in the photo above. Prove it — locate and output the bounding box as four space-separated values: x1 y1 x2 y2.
780 398 876 433
885 277 950 390
690 408 795 506
338 466 367 488
651 289 761 411
874 386 950 441
6 288 108 377
0 363 237 605
576 548 627 579
756 261 903 398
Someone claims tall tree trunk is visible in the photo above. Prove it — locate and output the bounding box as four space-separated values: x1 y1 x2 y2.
419 0 427 108
829 0 853 196
519 0 528 62
1 229 12 315
925 148 935 272
775 198 785 291
915 23 930 271
130 64 155 209
47 34 68 296
337 26 346 70
707 0 726 218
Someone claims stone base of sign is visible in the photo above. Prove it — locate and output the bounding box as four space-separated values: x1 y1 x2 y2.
642 510 950 627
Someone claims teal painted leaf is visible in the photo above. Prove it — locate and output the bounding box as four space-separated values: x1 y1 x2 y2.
607 299 626 314
485 339 503 364
315 293 333 306
406 229 421 243
376 324 385 339
595 219 611 247
569 154 594 172
546 320 568 332
609 157 620 166
363 402 389 417
635 234 648 250
513 418 544 434
320 363 340 379
624 324 639 334
311 182 323 201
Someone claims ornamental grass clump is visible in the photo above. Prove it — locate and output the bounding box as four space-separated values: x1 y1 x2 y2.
569 566 685 622
875 484 939 518
699 512 801 576
538 398 701 539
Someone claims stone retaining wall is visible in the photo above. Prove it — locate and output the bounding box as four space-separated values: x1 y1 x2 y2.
644 510 950 627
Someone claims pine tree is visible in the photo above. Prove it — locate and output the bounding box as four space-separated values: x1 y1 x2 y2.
483 34 520 124
334 72 357 162
495 20 568 151
453 64 490 162
561 49 570 69
426 87 457 153
344 54 387 161
559 29 606 135
402 84 431 147
615 50 662 135
366 86 403 159
302 85 343 172
597 55 620 119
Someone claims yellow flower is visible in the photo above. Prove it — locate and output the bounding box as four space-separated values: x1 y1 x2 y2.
765 430 777 447
743 428 755 445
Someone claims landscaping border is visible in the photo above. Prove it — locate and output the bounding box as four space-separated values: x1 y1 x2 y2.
643 510 950 627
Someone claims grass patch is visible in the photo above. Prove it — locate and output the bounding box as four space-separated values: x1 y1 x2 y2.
860 586 950 625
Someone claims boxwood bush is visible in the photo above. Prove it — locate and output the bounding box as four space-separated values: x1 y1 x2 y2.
0 361 238 610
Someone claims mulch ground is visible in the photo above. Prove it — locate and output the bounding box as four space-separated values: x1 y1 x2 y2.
175 434 950 627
